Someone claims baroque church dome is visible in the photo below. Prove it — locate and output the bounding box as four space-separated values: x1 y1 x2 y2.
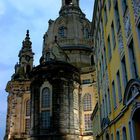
42 0 93 68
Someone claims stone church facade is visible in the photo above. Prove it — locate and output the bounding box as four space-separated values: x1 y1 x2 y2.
5 0 97 140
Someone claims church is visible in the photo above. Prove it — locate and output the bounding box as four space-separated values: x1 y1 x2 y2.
5 0 97 140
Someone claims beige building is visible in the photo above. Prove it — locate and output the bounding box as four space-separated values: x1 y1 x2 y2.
5 0 97 140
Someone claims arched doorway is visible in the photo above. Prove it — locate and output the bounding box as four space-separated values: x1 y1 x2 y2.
132 108 140 140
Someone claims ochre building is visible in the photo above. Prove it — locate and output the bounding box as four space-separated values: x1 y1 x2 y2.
5 0 97 140
91 0 140 140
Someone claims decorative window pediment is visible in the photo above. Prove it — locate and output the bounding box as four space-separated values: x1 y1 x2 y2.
123 79 140 105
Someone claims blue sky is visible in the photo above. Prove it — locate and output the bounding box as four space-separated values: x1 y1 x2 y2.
0 0 94 139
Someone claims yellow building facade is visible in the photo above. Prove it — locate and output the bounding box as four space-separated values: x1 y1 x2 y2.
91 0 140 140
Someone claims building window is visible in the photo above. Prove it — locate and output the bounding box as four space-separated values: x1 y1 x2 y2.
128 39 138 78
121 56 128 88
84 28 90 39
84 114 92 131
41 111 50 129
26 99 30 116
114 1 120 32
25 119 30 133
122 127 127 140
58 26 66 37
112 81 117 109
83 93 92 111
105 94 108 116
108 88 111 114
117 70 122 102
41 87 50 108
82 79 90 84
104 5 108 25
111 22 116 48
111 133 114 140
129 121 133 140
116 131 120 140
122 0 127 15
107 35 112 61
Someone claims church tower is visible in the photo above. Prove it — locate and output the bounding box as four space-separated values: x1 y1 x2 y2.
5 1 97 140
5 31 34 140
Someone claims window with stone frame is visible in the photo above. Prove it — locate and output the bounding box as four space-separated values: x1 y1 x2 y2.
122 127 127 140
84 28 90 39
83 93 92 111
41 87 51 129
121 56 128 88
107 35 112 61
41 111 50 129
26 99 30 116
128 39 138 78
116 70 122 102
41 87 50 108
112 81 117 109
58 26 66 38
111 21 116 48
116 131 120 140
84 114 92 131
25 118 30 133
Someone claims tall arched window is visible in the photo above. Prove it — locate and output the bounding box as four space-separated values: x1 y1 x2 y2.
41 87 51 129
122 127 127 140
26 99 30 116
41 87 50 108
116 131 120 140
58 26 67 37
83 93 92 111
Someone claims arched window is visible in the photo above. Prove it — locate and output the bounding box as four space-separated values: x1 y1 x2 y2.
58 26 66 37
84 114 92 131
26 99 30 116
84 28 89 39
122 127 127 140
41 87 50 108
116 131 120 140
83 93 92 111
41 87 51 129
129 121 133 140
